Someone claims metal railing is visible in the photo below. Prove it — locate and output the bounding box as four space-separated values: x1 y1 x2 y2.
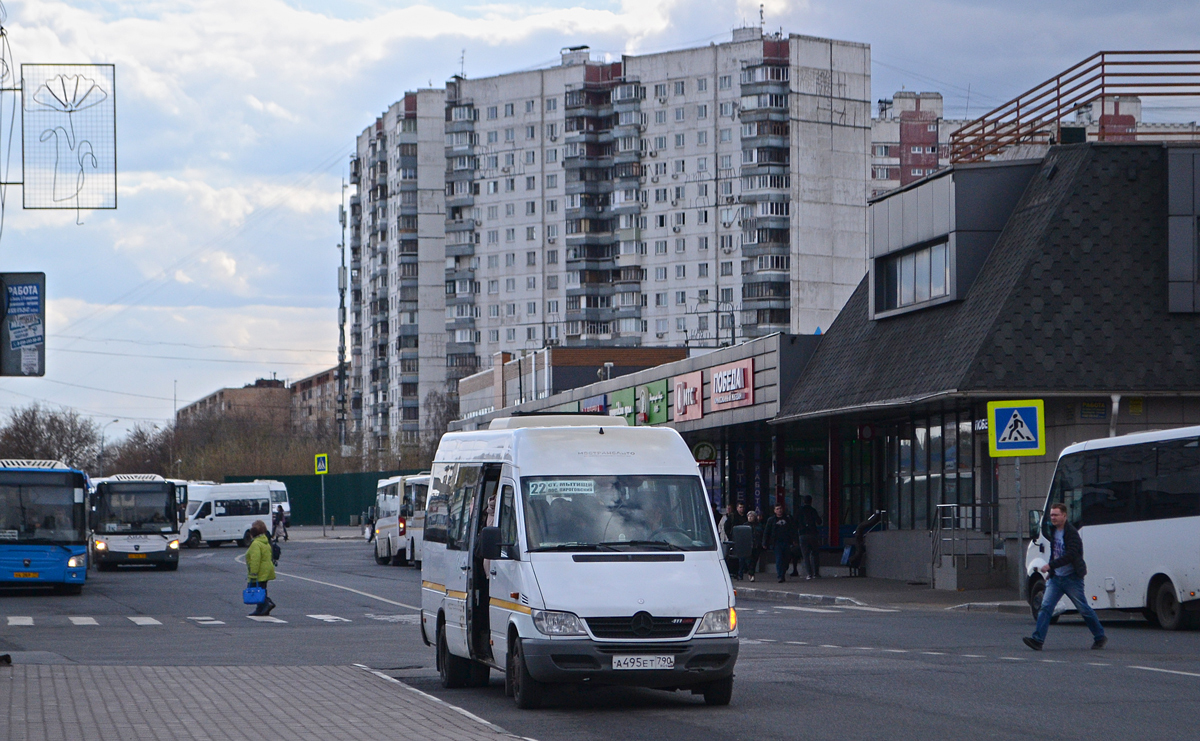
950 51 1200 163
931 503 999 589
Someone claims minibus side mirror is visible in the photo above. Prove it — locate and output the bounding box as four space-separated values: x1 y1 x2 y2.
1028 509 1042 541
731 525 753 561
479 526 504 561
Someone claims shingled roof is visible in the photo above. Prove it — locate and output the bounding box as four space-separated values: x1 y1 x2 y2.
776 143 1200 422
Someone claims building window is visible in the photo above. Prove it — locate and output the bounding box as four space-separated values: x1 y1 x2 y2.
912 169 924 177
655 267 667 281
505 278 516 292
546 249 558 265
675 265 686 279
675 133 685 148
527 301 537 315
487 280 498 294
655 110 667 125
675 238 686 253
675 108 685 122
675 290 686 304
697 130 708 146
526 251 537 266
697 104 708 120
720 261 733 276
488 329 500 342
655 292 667 306
698 262 709 277
526 277 536 290
655 240 667 254
879 239 950 311
487 106 498 120
696 77 708 92
506 328 516 341
547 299 559 314
488 304 500 317
504 103 514 117
718 75 731 90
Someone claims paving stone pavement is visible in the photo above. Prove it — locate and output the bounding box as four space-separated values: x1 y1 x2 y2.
0 664 527 741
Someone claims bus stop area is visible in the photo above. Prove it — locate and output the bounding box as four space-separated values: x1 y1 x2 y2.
0 664 523 741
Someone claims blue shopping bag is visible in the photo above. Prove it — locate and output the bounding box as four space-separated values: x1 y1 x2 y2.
243 585 267 605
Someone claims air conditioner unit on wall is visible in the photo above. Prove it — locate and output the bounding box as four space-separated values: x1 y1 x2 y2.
658 97 667 104
724 196 735 204
547 237 556 244
672 226 681 233
649 151 658 157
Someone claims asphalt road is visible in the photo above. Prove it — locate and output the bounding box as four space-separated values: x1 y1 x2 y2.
3 538 1200 740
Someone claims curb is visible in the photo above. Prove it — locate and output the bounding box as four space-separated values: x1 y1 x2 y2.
735 587 867 607
947 601 1030 614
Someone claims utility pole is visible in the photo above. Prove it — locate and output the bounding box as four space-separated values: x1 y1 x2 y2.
337 180 348 454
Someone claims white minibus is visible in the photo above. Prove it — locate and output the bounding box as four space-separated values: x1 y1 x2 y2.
372 473 429 566
182 482 273 548
257 479 291 528
89 474 181 570
420 416 738 709
1027 425 1200 630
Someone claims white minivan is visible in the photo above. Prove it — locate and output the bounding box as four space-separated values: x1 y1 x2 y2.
420 416 739 709
182 482 273 548
372 473 430 566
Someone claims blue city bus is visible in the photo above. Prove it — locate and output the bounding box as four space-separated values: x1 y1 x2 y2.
0 459 89 593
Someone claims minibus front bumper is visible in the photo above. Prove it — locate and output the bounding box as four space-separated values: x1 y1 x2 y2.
520 636 738 688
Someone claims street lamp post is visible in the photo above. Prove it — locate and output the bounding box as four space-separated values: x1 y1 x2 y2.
98 419 119 474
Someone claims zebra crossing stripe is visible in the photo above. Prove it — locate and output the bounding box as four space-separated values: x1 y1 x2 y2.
246 615 287 623
69 617 98 626
7 616 33 626
128 617 162 626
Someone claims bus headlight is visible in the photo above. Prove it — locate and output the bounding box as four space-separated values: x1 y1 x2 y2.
94 541 107 551
168 539 180 550
67 556 85 568
696 607 736 634
532 609 587 636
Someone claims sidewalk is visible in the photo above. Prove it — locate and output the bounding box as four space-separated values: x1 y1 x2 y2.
0 664 525 741
733 573 1024 612
284 525 369 542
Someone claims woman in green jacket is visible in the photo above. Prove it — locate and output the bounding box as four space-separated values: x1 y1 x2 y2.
246 520 277 616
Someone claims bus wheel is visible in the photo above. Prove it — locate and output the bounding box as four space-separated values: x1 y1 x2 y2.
510 639 546 709
437 623 470 689
1155 580 1185 630
701 676 734 706
391 546 408 567
185 531 201 549
1143 608 1161 627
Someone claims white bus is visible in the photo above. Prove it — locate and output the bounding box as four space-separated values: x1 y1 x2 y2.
182 482 273 548
1026 425 1200 630
403 474 429 566
90 475 180 571
372 473 428 566
421 416 738 709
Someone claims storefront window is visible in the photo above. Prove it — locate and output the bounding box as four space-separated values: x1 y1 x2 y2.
881 409 978 531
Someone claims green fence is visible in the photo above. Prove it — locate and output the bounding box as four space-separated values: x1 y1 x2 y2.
226 470 420 527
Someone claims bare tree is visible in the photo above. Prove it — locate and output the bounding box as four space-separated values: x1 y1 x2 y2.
0 403 101 470
420 387 458 466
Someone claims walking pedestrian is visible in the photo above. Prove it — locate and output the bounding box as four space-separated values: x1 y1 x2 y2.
763 504 798 583
272 505 287 543
739 510 764 581
798 495 823 580
1023 503 1106 651
245 520 277 617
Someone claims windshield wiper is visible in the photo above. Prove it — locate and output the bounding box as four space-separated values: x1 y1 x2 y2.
598 539 685 551
528 542 619 552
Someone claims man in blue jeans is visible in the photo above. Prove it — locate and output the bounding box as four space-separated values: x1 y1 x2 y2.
1024 503 1107 651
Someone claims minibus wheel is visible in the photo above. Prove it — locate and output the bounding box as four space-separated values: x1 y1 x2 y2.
511 639 545 709
437 623 470 689
701 676 734 706
185 531 201 548
1027 577 1045 620
374 544 389 565
239 530 253 548
1155 580 1185 631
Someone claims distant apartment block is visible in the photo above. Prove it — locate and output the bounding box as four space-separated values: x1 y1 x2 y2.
176 378 291 432
347 28 873 459
870 92 971 198
290 367 338 436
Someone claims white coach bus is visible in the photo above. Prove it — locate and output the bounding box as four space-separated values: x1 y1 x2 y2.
90 474 180 571
1026 425 1200 630
420 416 738 709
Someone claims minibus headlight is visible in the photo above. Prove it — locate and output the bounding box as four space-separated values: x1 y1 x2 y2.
168 539 180 550
532 609 587 636
696 607 736 634
94 541 107 551
67 556 85 568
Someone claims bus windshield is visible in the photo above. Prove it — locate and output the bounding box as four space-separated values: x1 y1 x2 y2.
0 472 86 544
97 483 176 534
521 475 716 551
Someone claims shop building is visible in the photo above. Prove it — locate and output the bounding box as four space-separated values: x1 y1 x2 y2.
451 333 821 515
773 142 1200 588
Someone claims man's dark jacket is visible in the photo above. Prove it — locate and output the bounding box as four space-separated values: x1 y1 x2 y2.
1048 521 1087 578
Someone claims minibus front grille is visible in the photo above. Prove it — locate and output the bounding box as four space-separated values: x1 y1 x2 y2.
586 616 696 640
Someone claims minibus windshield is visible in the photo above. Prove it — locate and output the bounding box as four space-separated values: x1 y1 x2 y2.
522 475 716 551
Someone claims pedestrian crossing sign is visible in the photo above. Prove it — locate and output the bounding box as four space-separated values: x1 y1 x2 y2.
987 400 1045 457
314 453 328 475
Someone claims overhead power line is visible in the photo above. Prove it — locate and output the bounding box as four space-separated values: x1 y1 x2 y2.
56 334 335 354
50 347 330 367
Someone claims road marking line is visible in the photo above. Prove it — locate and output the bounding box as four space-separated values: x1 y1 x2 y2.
959 654 985 658
237 553 419 611
356 666 534 738
186 616 214 621
1129 665 1200 679
197 620 225 626
775 606 840 613
819 644 841 649
128 617 161 626
739 638 764 645
921 651 946 656
999 657 1026 661
849 647 874 651
833 606 901 613
1087 662 1110 667
7 616 33 626
785 640 808 645
307 614 352 623
246 615 287 623
882 649 908 653
1040 659 1064 663
69 617 98 626
758 638 777 642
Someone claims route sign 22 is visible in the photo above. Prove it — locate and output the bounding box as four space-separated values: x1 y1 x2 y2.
986 400 1046 458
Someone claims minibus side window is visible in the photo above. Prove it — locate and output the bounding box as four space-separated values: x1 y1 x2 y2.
447 465 482 550
425 464 454 544
195 502 211 519
498 484 517 559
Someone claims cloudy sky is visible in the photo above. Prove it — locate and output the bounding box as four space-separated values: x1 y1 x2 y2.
0 0 1196 437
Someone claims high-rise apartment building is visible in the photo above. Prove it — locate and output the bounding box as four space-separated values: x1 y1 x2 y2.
347 29 873 461
869 92 971 198
348 90 447 459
